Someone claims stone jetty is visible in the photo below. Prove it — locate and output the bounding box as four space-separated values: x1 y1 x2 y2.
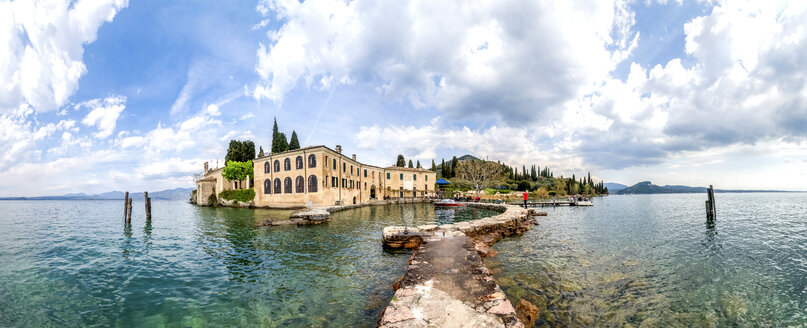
378 204 546 327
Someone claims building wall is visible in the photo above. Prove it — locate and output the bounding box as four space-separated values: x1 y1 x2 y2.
251 146 435 208
382 167 437 199
196 180 216 205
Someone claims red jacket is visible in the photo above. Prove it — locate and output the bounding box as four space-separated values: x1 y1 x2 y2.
523 192 528 200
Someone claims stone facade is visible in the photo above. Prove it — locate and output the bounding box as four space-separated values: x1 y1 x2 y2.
249 145 436 208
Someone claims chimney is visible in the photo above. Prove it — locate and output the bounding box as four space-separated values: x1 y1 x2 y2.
204 161 209 173
352 154 356 161
336 145 342 153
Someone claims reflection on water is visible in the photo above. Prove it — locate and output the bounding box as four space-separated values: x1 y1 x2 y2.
490 193 807 327
0 200 498 327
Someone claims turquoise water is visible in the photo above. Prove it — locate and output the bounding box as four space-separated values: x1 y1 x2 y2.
488 193 807 327
0 201 498 327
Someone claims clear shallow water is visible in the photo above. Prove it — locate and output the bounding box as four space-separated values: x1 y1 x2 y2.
488 193 807 327
0 201 498 327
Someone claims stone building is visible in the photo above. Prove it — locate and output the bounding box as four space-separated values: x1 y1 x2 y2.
251 145 436 208
195 162 229 206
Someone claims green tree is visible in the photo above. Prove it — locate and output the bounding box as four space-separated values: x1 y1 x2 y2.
450 156 458 178
222 160 254 188
431 160 437 172
416 160 422 169
225 140 255 163
241 140 255 161
396 154 406 167
408 159 414 168
440 158 446 177
258 146 264 157
271 117 280 153
289 130 300 150
277 132 289 152
225 140 239 163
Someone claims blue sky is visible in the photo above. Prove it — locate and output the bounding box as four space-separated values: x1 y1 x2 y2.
1 0 806 196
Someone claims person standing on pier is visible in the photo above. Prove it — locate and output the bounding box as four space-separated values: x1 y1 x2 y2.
523 192 528 208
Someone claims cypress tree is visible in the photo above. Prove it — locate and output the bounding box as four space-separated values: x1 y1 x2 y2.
431 160 436 172
271 117 280 153
450 156 458 178
396 155 406 167
441 159 446 177
416 160 422 169
289 131 300 150
278 132 289 152
408 159 414 168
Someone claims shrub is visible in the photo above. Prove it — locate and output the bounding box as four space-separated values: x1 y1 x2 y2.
208 193 219 207
219 188 255 203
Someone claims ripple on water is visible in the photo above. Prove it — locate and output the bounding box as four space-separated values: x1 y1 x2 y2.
490 193 807 327
0 200 499 327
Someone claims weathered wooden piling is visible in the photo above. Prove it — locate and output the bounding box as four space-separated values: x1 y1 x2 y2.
128 198 133 223
144 192 152 221
123 191 130 222
705 185 716 221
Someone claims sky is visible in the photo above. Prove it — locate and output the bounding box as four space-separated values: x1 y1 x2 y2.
1 0 806 197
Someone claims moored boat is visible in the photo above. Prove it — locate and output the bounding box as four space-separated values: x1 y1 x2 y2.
434 199 466 207
575 197 593 206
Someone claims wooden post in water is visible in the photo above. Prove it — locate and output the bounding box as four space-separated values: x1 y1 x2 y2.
144 192 151 221
123 191 129 222
705 185 716 221
126 198 133 223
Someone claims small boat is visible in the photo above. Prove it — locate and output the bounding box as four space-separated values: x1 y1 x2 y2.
434 199 466 207
575 197 593 206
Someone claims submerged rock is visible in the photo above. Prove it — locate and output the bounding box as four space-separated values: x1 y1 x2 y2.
516 299 540 328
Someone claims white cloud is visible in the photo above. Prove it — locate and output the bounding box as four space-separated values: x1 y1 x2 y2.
354 118 583 173
80 95 126 138
0 0 129 113
253 0 637 125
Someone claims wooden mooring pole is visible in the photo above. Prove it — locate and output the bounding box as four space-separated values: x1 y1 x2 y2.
126 197 133 223
144 192 152 221
123 191 130 223
705 185 716 221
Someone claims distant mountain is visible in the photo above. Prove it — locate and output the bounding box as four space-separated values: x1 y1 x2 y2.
618 181 672 194
0 188 195 201
616 181 793 194
604 182 628 191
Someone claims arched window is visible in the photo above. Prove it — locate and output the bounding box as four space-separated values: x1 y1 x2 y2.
273 178 281 194
264 161 270 174
295 176 304 193
284 158 291 171
308 154 317 168
263 179 271 194
295 156 303 170
284 177 292 193
308 175 318 192
273 160 280 172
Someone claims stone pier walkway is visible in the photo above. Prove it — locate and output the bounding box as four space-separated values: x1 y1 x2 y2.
378 232 523 327
378 204 545 327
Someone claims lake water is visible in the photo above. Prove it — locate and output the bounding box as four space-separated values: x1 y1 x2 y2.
487 193 807 327
0 201 498 327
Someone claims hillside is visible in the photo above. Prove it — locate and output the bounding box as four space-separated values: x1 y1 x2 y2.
617 181 672 194
616 182 793 194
